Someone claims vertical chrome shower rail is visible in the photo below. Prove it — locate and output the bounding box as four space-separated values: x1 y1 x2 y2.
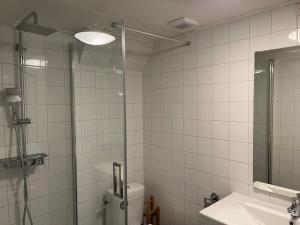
18 30 27 155
69 45 78 225
17 29 34 225
121 19 128 225
268 59 274 184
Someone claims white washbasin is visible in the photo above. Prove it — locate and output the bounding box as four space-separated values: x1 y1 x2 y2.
200 193 300 225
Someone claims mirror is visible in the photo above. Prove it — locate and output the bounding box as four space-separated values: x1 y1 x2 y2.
253 46 300 195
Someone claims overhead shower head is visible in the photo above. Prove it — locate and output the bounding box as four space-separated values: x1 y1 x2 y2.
18 23 56 36
5 88 22 103
16 11 56 36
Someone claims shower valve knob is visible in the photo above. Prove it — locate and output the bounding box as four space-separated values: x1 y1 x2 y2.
15 44 27 51
13 118 31 125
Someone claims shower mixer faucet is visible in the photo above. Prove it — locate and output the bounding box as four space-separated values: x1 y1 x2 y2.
288 193 300 218
13 118 31 125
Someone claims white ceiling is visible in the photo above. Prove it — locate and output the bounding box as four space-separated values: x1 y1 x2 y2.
0 0 296 36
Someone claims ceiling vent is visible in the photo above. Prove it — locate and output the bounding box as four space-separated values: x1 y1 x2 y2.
168 16 198 30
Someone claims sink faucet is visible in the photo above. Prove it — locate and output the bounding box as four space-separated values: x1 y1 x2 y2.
288 193 300 218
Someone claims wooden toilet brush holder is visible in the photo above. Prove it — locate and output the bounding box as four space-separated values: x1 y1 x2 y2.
144 195 160 225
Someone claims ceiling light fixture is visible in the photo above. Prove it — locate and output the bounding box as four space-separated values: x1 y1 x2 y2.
74 30 115 45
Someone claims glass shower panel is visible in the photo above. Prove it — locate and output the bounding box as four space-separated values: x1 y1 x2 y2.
72 23 127 225
0 2 130 225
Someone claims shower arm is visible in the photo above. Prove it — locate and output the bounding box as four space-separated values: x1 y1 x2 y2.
16 11 38 30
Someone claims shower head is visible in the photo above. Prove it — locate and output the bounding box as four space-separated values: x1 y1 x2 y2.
16 11 56 36
5 88 22 103
17 23 56 36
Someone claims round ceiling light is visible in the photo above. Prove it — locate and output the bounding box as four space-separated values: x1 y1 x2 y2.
74 31 115 45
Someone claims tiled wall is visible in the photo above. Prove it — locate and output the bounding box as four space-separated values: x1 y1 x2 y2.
72 43 145 225
272 54 300 190
143 3 300 225
1 2 299 225
0 20 148 225
0 24 74 225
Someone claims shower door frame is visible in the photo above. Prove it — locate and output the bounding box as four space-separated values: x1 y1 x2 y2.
120 19 129 225
70 19 129 225
69 45 78 225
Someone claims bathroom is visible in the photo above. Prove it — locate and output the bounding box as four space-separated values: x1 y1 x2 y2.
0 0 300 225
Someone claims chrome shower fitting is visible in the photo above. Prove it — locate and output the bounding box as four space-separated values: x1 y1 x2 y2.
12 118 31 126
5 88 22 103
1 11 55 225
16 11 56 36
288 193 300 218
4 88 31 126
0 153 47 168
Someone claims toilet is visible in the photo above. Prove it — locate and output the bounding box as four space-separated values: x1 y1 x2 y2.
105 183 145 225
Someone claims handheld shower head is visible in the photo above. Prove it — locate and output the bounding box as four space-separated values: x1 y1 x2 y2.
5 88 22 103
4 88 22 124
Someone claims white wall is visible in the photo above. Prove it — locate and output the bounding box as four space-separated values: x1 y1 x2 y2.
0 2 299 225
143 3 299 225
72 43 145 225
0 25 74 225
0 21 149 225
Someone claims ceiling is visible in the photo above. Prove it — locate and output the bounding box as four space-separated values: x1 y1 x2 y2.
0 0 296 36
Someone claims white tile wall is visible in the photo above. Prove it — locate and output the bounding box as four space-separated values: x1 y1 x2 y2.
0 2 299 225
72 45 144 225
0 24 74 225
143 3 299 225
2 25 147 223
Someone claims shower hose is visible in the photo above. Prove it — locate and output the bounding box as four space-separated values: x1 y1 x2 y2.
15 126 33 225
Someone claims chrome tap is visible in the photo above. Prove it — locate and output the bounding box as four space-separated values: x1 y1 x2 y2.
288 193 300 218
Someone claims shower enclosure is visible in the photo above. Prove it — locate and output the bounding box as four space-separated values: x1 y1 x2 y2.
0 9 129 225
0 2 187 224
71 21 129 225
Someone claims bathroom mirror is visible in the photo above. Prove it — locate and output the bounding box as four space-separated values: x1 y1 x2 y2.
253 46 300 196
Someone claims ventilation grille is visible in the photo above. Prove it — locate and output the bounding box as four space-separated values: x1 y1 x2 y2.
168 17 198 30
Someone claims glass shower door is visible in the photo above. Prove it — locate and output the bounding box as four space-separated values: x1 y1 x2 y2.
71 20 128 225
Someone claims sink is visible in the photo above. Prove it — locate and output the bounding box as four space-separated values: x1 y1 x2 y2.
200 193 300 225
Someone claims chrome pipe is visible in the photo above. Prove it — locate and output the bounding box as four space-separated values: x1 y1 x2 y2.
111 22 191 45
18 30 27 155
16 29 34 225
268 59 274 184
16 11 38 30
121 19 129 225
69 44 78 225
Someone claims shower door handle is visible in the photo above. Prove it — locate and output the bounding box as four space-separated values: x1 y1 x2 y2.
113 162 123 198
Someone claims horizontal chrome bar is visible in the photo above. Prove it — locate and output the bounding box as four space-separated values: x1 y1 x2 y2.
111 22 191 46
13 118 31 126
0 153 47 168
